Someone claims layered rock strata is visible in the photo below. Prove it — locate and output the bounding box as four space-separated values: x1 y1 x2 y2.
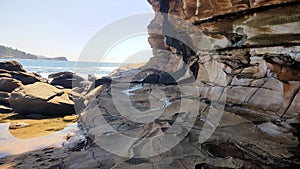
77 0 300 168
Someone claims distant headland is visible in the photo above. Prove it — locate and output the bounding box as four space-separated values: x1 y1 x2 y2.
0 45 68 61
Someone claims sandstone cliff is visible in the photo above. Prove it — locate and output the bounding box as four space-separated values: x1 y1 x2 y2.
2 1 299 168
76 1 300 168
143 0 300 167
79 0 299 168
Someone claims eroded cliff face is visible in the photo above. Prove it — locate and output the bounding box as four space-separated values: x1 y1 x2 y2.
146 1 300 120
66 1 300 169
142 0 300 167
2 2 300 169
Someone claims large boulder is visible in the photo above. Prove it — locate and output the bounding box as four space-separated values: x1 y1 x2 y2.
0 69 45 85
0 60 26 72
0 77 23 92
49 72 85 89
8 82 79 116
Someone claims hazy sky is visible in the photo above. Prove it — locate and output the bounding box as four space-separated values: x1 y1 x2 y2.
0 0 154 62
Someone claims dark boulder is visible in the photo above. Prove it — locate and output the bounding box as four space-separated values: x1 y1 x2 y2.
142 74 160 84
0 60 26 72
48 72 74 79
49 72 85 89
8 82 79 116
0 77 23 92
94 76 112 87
132 73 177 85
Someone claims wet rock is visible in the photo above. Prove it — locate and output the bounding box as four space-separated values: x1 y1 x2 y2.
0 60 26 72
8 82 77 116
63 128 87 151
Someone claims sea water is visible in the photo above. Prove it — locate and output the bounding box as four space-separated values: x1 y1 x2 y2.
0 59 121 79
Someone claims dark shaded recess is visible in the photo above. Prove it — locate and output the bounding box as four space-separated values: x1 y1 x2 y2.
159 0 170 14
190 62 200 79
289 123 300 159
86 76 112 93
159 0 196 63
216 43 300 52
192 1 300 25
142 73 160 84
125 158 150 165
158 72 178 85
227 33 247 47
131 72 177 85
163 19 196 63
130 68 176 85
93 76 112 87
248 33 300 45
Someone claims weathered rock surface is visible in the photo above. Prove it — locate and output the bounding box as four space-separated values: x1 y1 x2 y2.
0 77 23 92
62 128 87 151
1 1 300 169
79 0 300 168
0 69 45 85
8 82 78 116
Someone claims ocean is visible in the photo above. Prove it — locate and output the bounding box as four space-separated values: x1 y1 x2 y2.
0 59 121 79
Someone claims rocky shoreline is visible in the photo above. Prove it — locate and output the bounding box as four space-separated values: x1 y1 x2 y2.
0 60 88 158
1 0 300 168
